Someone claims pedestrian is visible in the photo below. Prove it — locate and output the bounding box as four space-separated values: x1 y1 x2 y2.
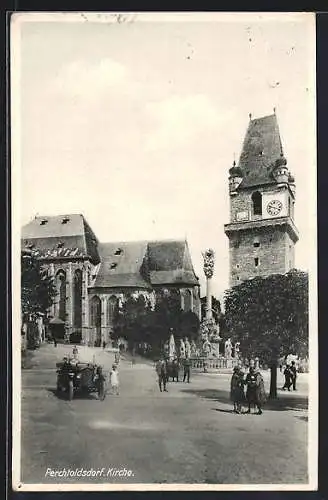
72 345 79 362
290 361 297 391
102 340 106 350
183 358 191 383
155 358 168 392
53 336 57 347
245 366 266 415
110 364 119 395
282 364 293 391
230 366 245 413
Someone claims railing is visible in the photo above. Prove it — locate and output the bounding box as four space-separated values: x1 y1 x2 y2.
190 357 240 370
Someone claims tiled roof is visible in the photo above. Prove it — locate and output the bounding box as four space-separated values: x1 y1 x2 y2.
21 214 100 264
93 241 151 289
147 241 199 286
92 240 199 289
237 114 284 188
21 215 199 289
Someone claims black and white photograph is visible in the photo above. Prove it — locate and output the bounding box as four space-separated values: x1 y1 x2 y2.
11 12 317 491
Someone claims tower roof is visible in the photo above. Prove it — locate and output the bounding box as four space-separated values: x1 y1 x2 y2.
237 114 284 188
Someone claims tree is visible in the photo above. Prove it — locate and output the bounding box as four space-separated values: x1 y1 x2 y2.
179 311 200 341
224 270 308 398
21 249 56 320
201 295 221 323
113 295 153 349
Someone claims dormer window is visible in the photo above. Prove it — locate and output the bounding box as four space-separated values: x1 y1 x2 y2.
61 217 70 224
27 242 35 250
114 248 123 255
110 263 117 269
57 241 64 248
40 219 48 225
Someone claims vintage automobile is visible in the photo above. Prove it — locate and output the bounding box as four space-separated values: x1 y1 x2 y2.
56 357 107 401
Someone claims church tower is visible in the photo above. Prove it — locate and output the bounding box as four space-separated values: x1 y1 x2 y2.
224 112 299 288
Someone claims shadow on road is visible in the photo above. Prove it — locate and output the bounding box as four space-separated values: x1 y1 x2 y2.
181 388 308 412
46 388 98 401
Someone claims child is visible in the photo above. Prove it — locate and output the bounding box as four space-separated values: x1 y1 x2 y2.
110 364 119 395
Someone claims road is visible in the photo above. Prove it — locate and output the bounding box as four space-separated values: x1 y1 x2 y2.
20 344 308 485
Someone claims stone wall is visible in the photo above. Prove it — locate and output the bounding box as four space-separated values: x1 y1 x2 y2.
229 226 293 287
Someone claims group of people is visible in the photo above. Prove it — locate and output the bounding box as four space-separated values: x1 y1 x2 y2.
155 357 192 392
282 361 297 391
230 365 266 415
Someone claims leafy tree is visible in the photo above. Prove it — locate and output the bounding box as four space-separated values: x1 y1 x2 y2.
113 290 200 354
201 295 221 323
224 269 308 398
179 310 200 341
21 249 56 320
113 295 153 349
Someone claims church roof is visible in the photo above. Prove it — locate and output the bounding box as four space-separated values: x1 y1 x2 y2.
237 114 284 189
21 214 100 264
94 241 151 289
147 241 199 286
92 240 199 289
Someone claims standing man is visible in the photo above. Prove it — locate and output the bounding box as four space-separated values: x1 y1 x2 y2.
183 357 191 383
155 358 168 392
290 360 297 391
282 364 293 391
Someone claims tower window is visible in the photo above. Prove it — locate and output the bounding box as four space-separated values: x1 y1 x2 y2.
254 257 259 267
236 264 240 269
252 191 262 216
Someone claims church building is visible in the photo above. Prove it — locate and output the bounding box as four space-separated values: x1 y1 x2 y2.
21 215 201 345
224 112 299 287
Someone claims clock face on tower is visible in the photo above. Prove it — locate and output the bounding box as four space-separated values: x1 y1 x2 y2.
266 200 283 216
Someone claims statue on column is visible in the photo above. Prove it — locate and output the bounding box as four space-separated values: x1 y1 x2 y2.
203 248 215 280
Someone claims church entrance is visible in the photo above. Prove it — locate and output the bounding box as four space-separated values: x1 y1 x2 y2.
49 318 65 342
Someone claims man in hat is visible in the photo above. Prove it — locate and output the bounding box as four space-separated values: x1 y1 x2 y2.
183 357 192 383
155 358 168 392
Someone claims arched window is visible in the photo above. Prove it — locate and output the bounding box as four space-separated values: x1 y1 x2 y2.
252 191 262 216
73 269 82 329
107 295 118 325
90 296 101 328
183 289 192 312
56 270 66 321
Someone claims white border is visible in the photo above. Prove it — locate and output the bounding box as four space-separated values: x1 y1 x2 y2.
11 11 318 492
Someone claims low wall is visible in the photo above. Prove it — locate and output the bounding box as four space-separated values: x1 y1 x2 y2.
190 357 239 370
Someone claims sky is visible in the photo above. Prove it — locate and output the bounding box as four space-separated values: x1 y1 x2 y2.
13 13 316 301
